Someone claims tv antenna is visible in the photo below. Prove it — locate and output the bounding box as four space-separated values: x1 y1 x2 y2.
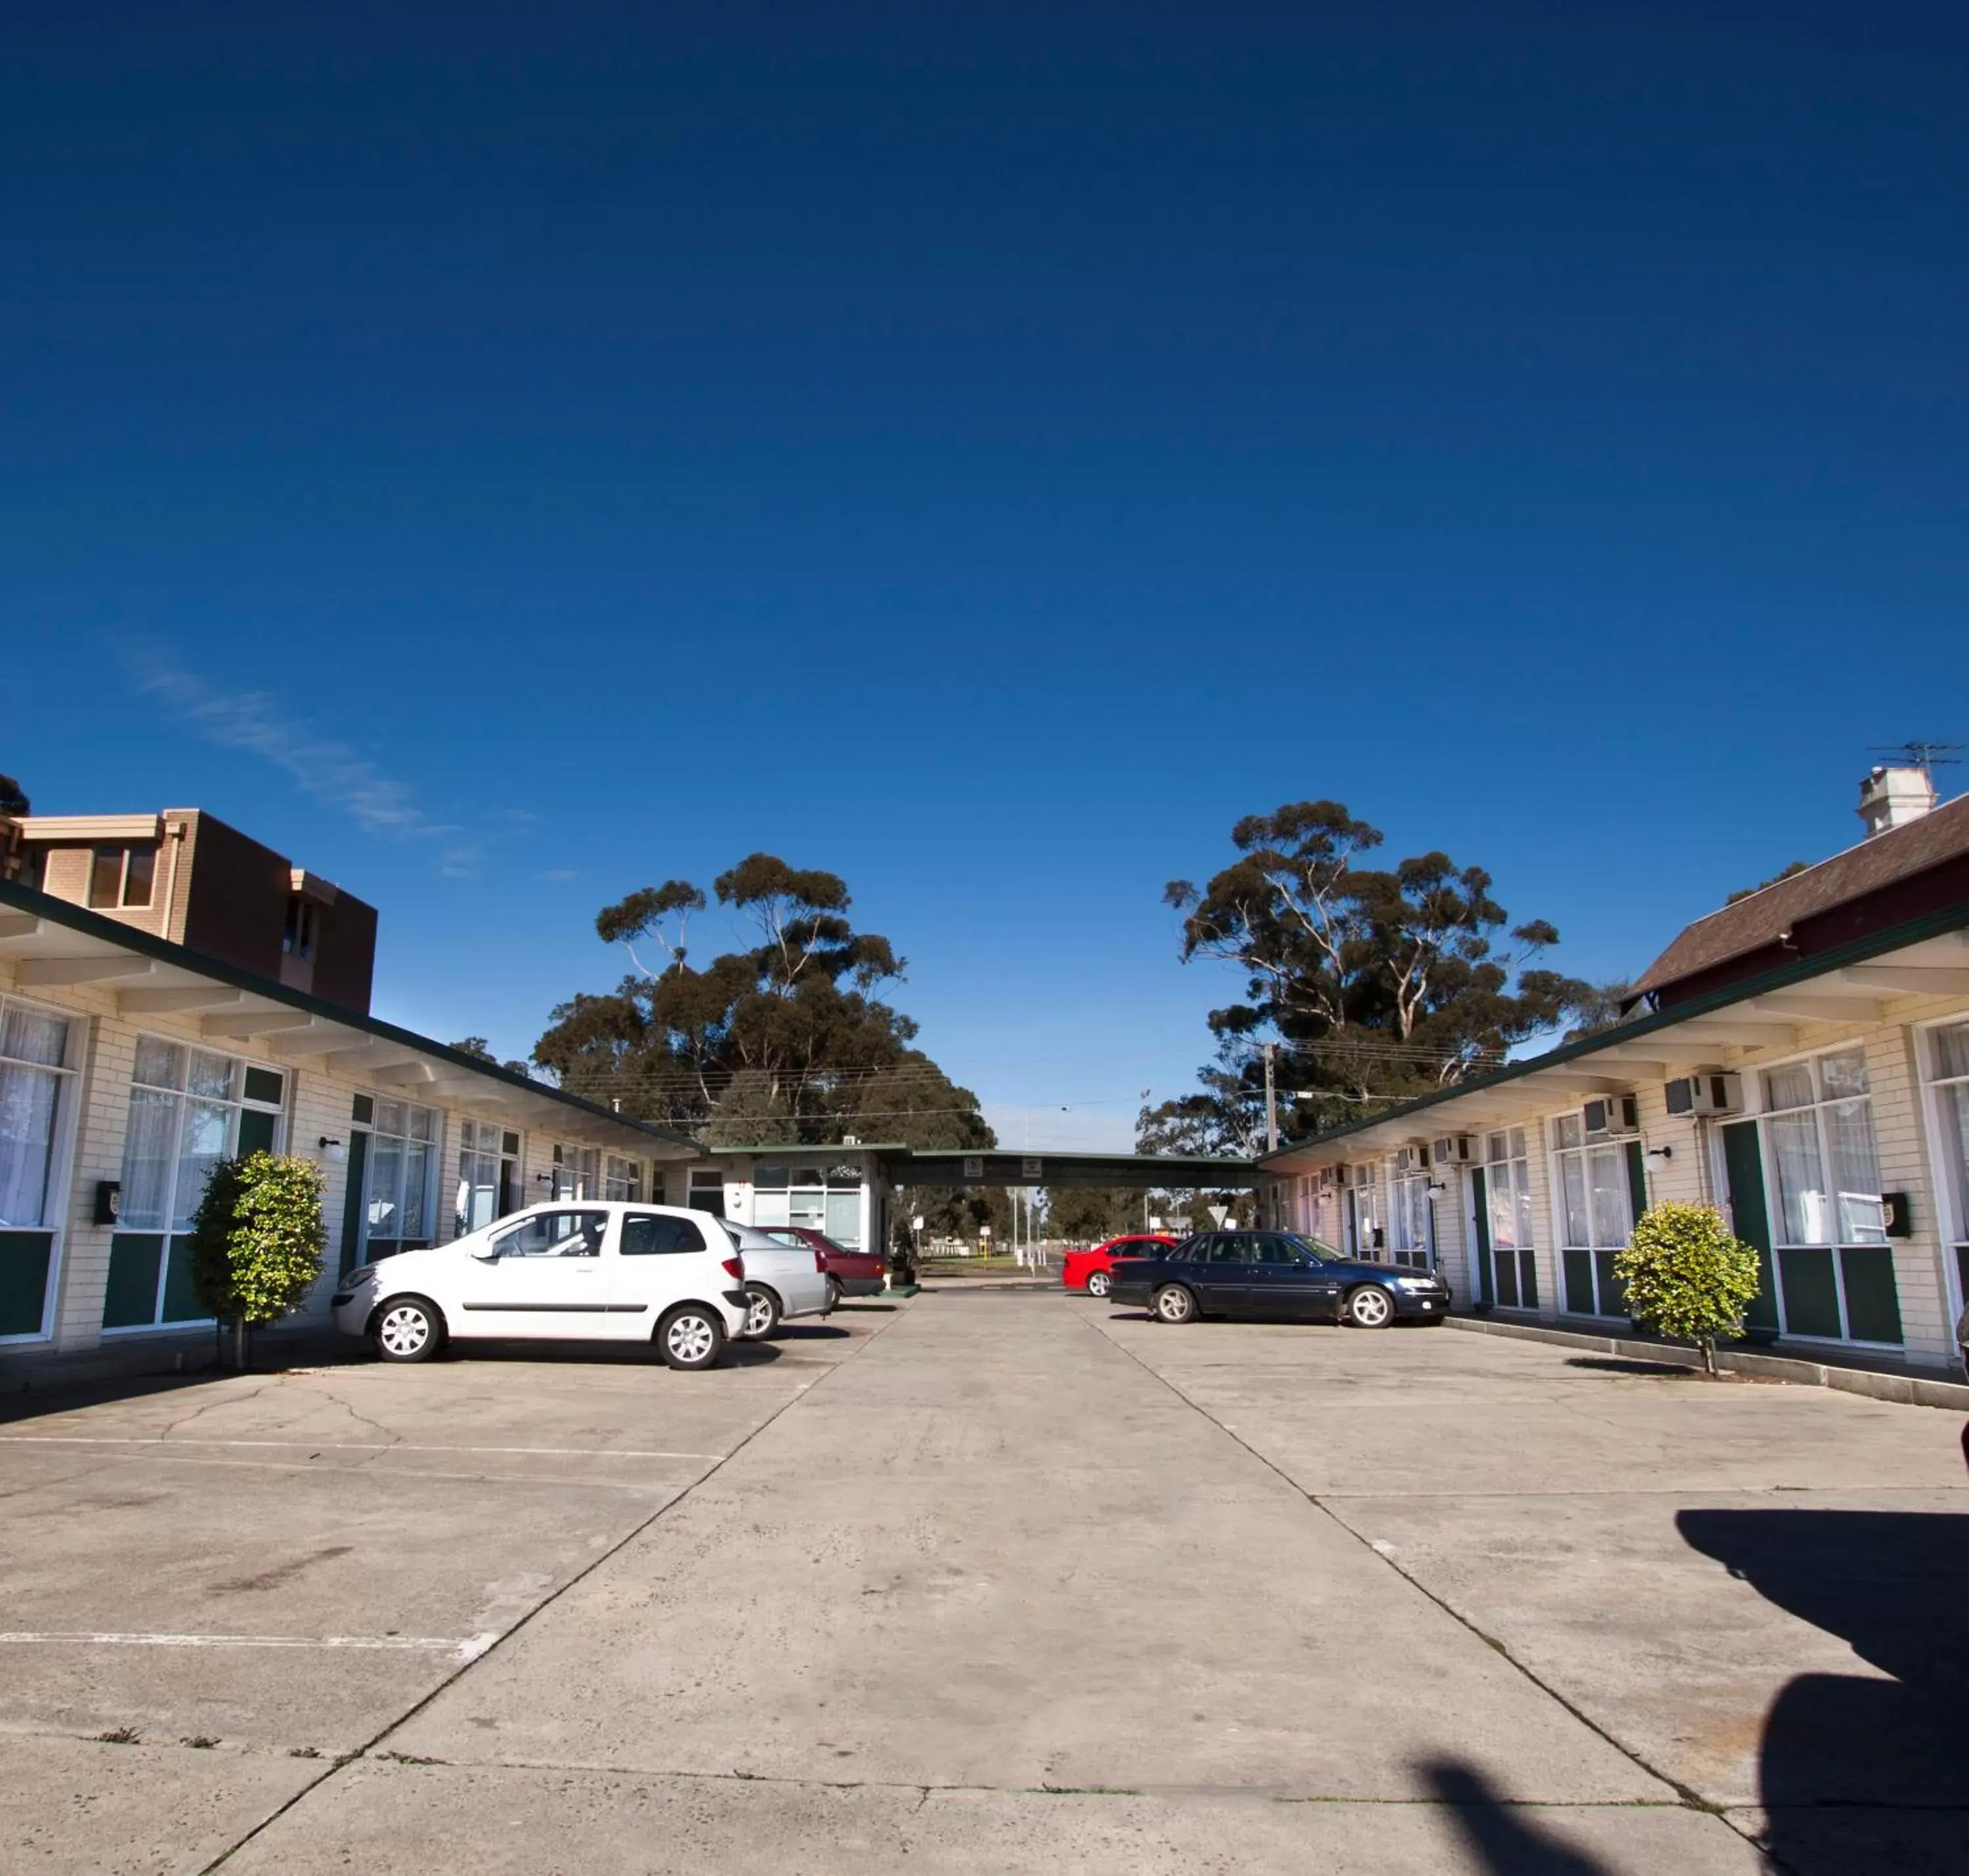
1869 741 1962 774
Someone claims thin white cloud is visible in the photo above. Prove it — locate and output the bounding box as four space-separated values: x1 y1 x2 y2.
127 650 457 842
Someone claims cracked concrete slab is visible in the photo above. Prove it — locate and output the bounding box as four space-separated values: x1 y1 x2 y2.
222 1758 1768 1874
385 1295 1669 1801
0 1734 322 1875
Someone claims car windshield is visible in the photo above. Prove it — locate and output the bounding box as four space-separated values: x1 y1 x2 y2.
1285 1234 1345 1263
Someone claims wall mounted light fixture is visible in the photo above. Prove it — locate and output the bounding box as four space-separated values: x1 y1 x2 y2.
1646 1145 1674 1161
317 1136 347 1164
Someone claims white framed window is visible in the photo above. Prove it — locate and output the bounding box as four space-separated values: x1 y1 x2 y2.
1756 1046 1900 1346
1388 1158 1433 1270
1921 1017 1969 1320
551 1143 600 1201
604 1153 642 1202
1345 1164 1383 1260
752 1162 864 1248
454 1119 522 1239
87 843 157 909
358 1096 438 1260
687 1166 727 1218
1550 1112 1641 1318
0 994 81 1342
1483 1128 1540 1310
108 1036 287 1331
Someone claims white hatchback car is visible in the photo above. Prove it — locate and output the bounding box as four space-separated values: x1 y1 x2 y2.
331 1202 751 1371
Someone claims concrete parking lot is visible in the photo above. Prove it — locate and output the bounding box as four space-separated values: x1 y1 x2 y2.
1 1291 1963 1873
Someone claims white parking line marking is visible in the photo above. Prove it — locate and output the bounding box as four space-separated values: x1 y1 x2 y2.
0 1630 499 1661
0 1436 723 1460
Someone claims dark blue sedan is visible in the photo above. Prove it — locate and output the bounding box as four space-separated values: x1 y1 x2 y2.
1106 1230 1451 1329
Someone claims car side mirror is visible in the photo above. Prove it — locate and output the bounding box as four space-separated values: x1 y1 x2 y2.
472 1244 501 1262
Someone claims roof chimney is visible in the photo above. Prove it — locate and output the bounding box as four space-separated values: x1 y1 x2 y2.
1856 765 1936 840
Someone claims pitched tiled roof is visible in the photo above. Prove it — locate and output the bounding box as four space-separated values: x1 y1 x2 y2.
1634 791 1969 996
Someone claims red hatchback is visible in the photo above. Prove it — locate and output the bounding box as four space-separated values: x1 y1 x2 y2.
1063 1234 1177 1298
760 1227 886 1304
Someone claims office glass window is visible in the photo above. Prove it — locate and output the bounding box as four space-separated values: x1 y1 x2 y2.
1758 1048 1899 1344
752 1163 863 1248
0 996 78 1340
108 1038 286 1329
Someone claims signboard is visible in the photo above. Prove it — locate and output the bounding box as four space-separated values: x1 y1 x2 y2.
963 1156 984 1179
1021 1156 1042 1180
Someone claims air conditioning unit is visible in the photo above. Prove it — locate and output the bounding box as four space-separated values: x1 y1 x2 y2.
1664 1072 1743 1119
1583 1095 1638 1136
1393 1145 1422 1173
1433 1134 1475 1165
1317 1166 1336 1192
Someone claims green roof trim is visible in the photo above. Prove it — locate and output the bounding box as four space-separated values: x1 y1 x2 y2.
0 878 700 1150
1258 891 1969 1169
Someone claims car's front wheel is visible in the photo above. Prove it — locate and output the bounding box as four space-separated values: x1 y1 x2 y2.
740 1285 781 1340
823 1276 843 1313
1153 1283 1196 1325
658 1305 727 1371
1086 1269 1112 1298
373 1296 444 1363
1345 1285 1395 1329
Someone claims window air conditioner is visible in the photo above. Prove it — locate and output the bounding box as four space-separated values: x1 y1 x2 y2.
1433 1134 1475 1165
1664 1073 1743 1119
1393 1146 1420 1173
1582 1095 1638 1136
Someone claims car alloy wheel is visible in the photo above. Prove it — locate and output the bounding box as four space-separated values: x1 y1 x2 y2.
661 1308 724 1371
1086 1269 1112 1298
823 1277 842 1312
741 1286 780 1340
1153 1284 1195 1325
1347 1285 1394 1329
375 1300 437 1361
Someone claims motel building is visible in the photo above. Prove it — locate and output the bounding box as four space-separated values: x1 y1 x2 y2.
0 806 1248 1381
0 809 904 1380
1258 767 1969 1373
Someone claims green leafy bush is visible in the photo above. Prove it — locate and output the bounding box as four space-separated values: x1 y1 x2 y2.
189 1153 327 1342
1613 1202 1762 1375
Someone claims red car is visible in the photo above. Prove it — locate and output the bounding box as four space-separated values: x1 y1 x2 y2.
1063 1234 1177 1298
760 1227 886 1305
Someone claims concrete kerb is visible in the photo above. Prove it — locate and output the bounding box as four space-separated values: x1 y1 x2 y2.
1445 1313 1969 1411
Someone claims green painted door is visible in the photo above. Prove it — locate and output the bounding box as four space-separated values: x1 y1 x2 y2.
1720 1120 1779 1336
1470 1167 1497 1305
0 1231 54 1338
339 1132 370 1278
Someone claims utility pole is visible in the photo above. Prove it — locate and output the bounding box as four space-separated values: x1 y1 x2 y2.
1263 1042 1279 1153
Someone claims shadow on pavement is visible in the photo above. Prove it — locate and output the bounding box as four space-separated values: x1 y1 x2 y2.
1677 1508 1969 1873
1419 1760 1611 1873
1563 1357 1695 1378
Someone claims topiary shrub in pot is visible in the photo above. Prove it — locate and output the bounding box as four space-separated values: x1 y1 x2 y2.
188 1152 328 1368
1613 1202 1762 1377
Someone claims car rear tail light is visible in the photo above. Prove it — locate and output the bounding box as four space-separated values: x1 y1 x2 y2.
813 1250 825 1273
721 1256 744 1281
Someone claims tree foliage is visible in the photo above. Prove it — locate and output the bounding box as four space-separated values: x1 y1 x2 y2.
535 854 994 1162
0 772 28 816
1160 801 1606 1138
188 1153 327 1327
449 1036 534 1077
1613 1203 1763 1375
1726 859 1811 905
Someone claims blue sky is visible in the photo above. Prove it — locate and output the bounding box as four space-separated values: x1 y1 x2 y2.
8 3 1967 1149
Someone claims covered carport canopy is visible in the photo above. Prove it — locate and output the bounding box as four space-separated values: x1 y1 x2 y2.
867 1147 1258 1189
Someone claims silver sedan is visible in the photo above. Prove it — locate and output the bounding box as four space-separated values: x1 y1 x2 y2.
723 1222 835 1340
